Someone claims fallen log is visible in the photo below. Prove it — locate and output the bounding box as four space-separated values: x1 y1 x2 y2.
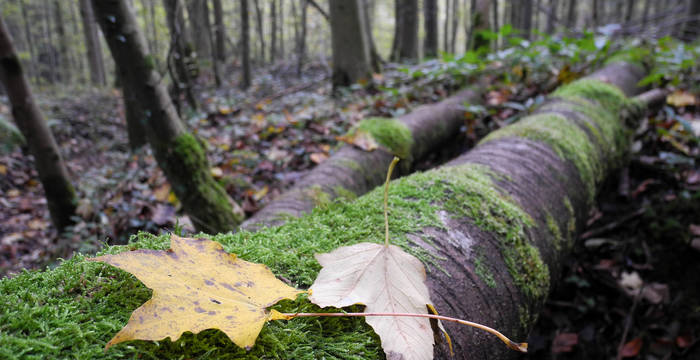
0 61 646 359
242 86 484 230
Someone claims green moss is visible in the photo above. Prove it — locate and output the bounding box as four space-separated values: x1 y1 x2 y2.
473 254 497 288
604 50 649 70
0 162 551 358
333 186 358 201
355 117 413 160
334 158 362 172
563 197 576 245
545 212 563 251
482 113 599 201
303 185 332 209
143 54 156 71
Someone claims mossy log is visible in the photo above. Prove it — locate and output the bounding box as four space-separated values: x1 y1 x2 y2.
241 87 484 230
0 62 646 359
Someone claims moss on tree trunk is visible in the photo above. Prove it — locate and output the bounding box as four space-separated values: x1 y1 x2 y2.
0 62 645 359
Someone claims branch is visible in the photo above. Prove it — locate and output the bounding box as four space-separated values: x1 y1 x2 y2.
306 0 329 21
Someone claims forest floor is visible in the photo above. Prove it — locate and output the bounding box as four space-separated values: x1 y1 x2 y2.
1 59 699 359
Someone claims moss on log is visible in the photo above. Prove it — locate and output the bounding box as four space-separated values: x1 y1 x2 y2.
0 62 645 359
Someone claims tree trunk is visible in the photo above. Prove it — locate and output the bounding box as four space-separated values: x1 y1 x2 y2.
19 0 38 83
491 0 499 49
53 0 71 83
361 0 382 72
328 0 372 88
240 0 251 89
444 0 451 52
41 0 58 84
469 0 491 52
624 0 634 23
252 0 265 64
279 0 284 57
0 16 77 231
242 86 486 230
186 0 211 60
202 0 221 86
79 0 106 86
641 0 651 26
424 0 439 57
567 0 577 28
546 0 559 33
519 0 533 40
212 0 225 61
296 0 307 77
450 0 459 53
163 0 198 111
391 0 418 61
681 0 700 41
592 0 600 27
92 0 245 233
270 0 277 61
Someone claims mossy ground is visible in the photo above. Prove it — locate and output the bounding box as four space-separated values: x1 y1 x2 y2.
0 161 548 359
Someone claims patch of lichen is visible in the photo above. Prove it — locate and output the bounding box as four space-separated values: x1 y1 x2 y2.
473 252 497 288
356 117 414 160
482 113 600 201
0 162 550 358
545 212 563 251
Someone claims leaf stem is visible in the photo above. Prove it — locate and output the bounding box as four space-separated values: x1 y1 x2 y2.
384 157 400 247
278 311 527 353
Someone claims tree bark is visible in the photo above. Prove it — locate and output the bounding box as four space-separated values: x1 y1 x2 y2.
546 0 559 33
361 0 382 71
391 0 419 61
681 0 700 41
444 0 451 52
469 0 491 52
567 0 577 28
252 0 265 64
296 0 307 77
185 0 211 61
450 0 459 53
240 0 251 89
270 0 277 61
329 0 372 88
163 0 198 111
92 0 245 233
242 86 486 230
53 0 71 83
424 0 439 57
0 16 77 231
79 0 106 86
212 0 225 61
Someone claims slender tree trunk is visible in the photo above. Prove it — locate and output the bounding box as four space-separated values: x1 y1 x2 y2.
521 0 533 40
92 0 245 233
279 0 284 57
149 0 159 58
202 0 221 86
41 0 58 84
641 0 651 26
450 0 458 53
19 0 37 83
253 0 265 64
67 0 85 83
444 0 451 52
240 0 251 89
567 0 577 28
391 0 418 61
53 0 71 83
469 0 491 51
79 0 106 86
0 16 77 231
296 0 308 77
163 0 198 111
546 0 559 33
362 0 382 71
624 0 634 23
424 0 439 57
212 0 225 61
329 0 372 88
186 0 211 60
681 0 700 41
270 0 277 61
492 0 499 49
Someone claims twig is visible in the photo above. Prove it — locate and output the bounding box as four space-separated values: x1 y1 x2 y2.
384 157 400 246
615 285 644 360
580 207 646 240
634 88 669 108
276 311 528 353
306 0 329 21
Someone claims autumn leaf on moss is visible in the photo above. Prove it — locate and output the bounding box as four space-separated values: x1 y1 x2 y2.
309 242 436 360
88 234 303 350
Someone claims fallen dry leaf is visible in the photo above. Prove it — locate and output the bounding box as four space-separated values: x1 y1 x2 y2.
336 128 379 152
552 332 579 353
309 152 328 164
88 234 303 350
666 90 697 107
309 242 435 360
620 337 643 357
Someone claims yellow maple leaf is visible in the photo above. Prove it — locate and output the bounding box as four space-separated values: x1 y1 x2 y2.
336 128 379 152
309 242 435 360
88 234 303 350
666 90 697 107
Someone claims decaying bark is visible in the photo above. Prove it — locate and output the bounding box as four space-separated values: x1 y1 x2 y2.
241 87 485 230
